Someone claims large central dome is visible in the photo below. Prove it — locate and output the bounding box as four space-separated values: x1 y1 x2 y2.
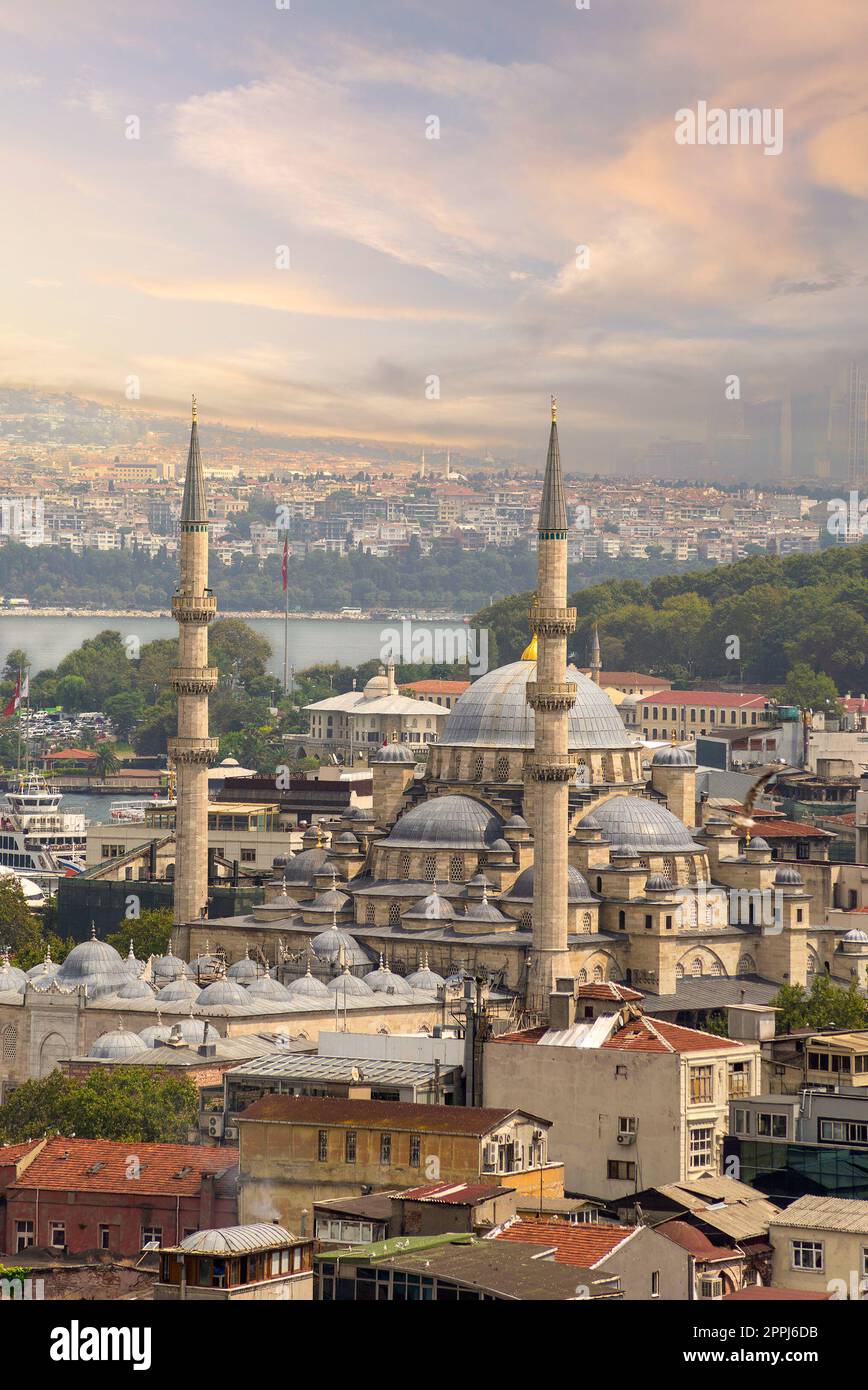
439 661 634 750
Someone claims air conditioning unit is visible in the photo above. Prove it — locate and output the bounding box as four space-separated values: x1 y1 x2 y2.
207 1116 224 1138
616 1132 635 1146
224 1126 238 1142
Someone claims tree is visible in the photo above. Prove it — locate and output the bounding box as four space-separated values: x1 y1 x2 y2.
105 689 146 740
106 907 173 961
779 663 842 717
209 617 271 688
2 648 29 683
0 878 42 960
0 1068 198 1144
771 974 868 1034
55 673 88 714
94 743 121 780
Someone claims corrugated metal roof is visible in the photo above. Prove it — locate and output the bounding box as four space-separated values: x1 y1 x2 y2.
226 1055 445 1084
168 1224 295 1255
770 1195 868 1234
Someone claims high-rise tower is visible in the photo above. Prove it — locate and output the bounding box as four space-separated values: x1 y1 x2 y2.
525 398 577 1014
169 398 218 935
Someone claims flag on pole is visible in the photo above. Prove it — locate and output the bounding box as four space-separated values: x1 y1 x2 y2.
2 673 21 718
282 537 288 592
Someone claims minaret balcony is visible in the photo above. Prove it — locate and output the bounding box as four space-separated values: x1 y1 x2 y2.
525 681 577 711
524 752 578 783
172 593 217 624
168 737 219 766
529 603 576 637
170 666 219 695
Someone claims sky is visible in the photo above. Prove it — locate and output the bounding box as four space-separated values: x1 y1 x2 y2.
2 0 868 468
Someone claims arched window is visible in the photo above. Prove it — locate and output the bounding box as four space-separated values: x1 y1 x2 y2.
593 964 603 983
577 969 587 984
596 877 603 892
691 957 703 977
675 963 684 979
663 857 676 882
618 910 626 931
737 953 756 975
423 855 437 882
520 911 532 931
473 754 484 782
365 901 375 925
582 911 592 933
2 1024 16 1062
711 961 724 977
449 855 464 884
388 902 401 927
399 852 411 880
496 755 510 782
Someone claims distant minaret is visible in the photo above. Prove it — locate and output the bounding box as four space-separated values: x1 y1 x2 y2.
525 397 577 1014
169 397 218 937
420 448 426 480
445 448 451 479
589 622 602 685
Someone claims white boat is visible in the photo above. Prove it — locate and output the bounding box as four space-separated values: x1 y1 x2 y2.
0 773 88 890
110 794 176 824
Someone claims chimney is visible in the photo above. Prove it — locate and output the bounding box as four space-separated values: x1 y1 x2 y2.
548 990 574 1032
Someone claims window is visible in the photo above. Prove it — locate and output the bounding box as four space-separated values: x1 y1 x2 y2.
345 1131 357 1163
791 1240 823 1271
651 1270 660 1298
733 1108 751 1135
422 855 437 882
644 914 652 930
819 1119 868 1145
380 1134 392 1165
399 852 411 880
16 1220 34 1252
410 1135 421 1167
756 1112 788 1139
99 1225 111 1250
618 910 626 931
141 1226 162 1248
318 1130 328 1162
607 1159 636 1181
388 903 401 927
47 1221 66 1248
618 1116 637 1137
728 1060 751 1098
240 847 256 863
688 1126 713 1170
449 854 464 884
689 1065 713 1104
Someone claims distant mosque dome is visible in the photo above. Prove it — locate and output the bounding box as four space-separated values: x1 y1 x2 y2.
89 1027 146 1060
286 967 332 1001
0 956 26 993
363 956 413 996
310 926 370 966
227 952 264 982
284 848 330 885
580 796 698 853
138 1024 172 1047
327 966 375 997
384 796 504 850
652 744 695 767
245 974 293 1002
438 660 635 751
196 976 250 1007
157 977 199 1003
114 977 155 1001
152 953 195 983
843 928 868 944
406 957 446 991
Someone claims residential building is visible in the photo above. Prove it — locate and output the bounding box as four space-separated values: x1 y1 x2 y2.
769 1195 868 1296
236 1095 563 1230
726 1089 868 1203
155 1223 314 1301
493 1216 688 1300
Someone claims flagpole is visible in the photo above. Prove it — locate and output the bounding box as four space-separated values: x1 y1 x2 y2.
15 670 21 779
282 536 290 695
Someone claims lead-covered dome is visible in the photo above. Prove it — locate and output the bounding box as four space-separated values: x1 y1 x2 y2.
56 932 129 995
652 744 695 767
89 1027 146 1060
439 661 634 750
581 796 697 852
384 795 504 850
503 864 595 904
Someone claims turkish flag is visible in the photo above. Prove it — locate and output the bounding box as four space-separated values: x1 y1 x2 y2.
2 674 20 718
282 537 288 592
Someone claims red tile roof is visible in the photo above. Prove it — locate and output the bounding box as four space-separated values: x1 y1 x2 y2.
45 748 98 761
576 671 672 687
401 680 471 696
575 982 643 1002
655 1218 741 1260
602 1017 747 1055
743 821 829 838
238 1094 541 1134
0 1140 43 1167
494 1218 637 1266
8 1138 238 1196
636 692 766 708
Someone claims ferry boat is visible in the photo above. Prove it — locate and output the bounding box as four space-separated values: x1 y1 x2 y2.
0 773 88 887
110 792 176 824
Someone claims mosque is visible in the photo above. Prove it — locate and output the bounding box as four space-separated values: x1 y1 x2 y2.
1 400 863 1095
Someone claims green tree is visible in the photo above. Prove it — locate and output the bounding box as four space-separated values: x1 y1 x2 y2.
0 878 42 960
210 617 271 687
779 663 842 717
771 974 868 1033
106 907 173 960
94 743 121 779
0 1068 198 1144
2 649 29 683
55 673 88 714
105 689 146 740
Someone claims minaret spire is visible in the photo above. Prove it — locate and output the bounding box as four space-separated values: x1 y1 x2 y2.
525 397 577 1016
169 398 218 945
590 622 602 685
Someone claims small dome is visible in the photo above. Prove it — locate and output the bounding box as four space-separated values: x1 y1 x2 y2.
124 942 146 978
404 890 455 922
245 974 293 1002
371 742 415 764
138 1024 172 1047
580 796 697 853
652 745 695 767
227 952 264 982
327 967 375 997
645 872 675 893
463 894 511 926
89 1027 146 1060
0 956 26 993
309 888 352 912
505 864 595 904
152 953 195 982
774 865 804 887
384 795 505 850
286 968 332 1001
336 831 359 845
611 844 639 861
310 926 369 965
284 847 330 884
26 952 59 982
56 931 128 992
488 838 513 854
114 977 155 1001
747 836 770 851
843 928 868 944
504 814 529 829
196 976 250 1007
364 955 413 996
157 977 200 1002
405 955 446 991
174 1018 219 1044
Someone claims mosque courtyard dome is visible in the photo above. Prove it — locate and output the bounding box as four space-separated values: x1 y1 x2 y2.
383 795 504 850
438 660 635 751
580 796 698 853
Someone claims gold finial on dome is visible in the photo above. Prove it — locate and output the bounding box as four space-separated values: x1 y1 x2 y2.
521 634 538 661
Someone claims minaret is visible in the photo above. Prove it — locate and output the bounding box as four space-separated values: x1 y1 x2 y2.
169 397 218 940
589 623 602 685
525 397 577 1014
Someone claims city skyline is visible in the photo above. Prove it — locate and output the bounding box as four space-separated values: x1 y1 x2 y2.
2 0 868 469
